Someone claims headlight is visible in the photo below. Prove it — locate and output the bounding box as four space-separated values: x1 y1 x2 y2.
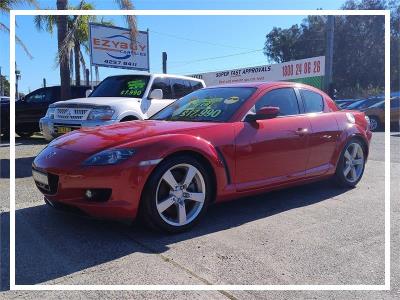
83 149 135 166
87 108 114 120
346 112 355 124
45 107 55 119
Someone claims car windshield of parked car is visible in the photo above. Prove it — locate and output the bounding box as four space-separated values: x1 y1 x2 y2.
151 87 256 122
89 75 150 98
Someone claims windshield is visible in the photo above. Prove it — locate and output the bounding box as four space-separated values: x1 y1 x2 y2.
151 87 256 122
90 75 150 98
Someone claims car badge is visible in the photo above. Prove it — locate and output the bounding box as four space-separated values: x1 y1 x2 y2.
45 151 57 159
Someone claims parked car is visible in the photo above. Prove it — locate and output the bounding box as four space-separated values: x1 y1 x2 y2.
33 82 371 233
362 97 400 131
0 86 90 138
40 74 206 141
0 96 10 139
345 97 383 111
335 98 359 109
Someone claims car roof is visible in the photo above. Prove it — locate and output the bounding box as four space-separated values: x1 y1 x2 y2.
107 73 204 82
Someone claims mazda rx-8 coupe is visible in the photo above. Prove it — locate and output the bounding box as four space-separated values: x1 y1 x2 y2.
32 82 372 232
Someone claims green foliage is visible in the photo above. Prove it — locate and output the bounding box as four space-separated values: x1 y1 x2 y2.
0 75 10 96
263 0 400 98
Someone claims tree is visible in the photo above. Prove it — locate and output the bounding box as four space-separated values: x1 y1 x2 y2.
0 0 39 58
56 0 71 100
0 75 10 96
34 2 111 86
53 0 136 99
263 0 399 97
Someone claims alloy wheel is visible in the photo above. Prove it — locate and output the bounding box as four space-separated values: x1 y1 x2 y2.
369 118 378 131
155 163 206 227
343 142 364 183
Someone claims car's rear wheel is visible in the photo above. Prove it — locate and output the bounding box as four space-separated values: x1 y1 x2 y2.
334 139 366 187
369 116 381 131
140 155 212 233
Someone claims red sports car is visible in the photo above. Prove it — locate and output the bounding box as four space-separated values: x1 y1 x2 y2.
32 82 372 232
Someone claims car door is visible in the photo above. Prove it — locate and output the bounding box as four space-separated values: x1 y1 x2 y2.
145 77 175 117
16 88 52 127
298 88 340 177
235 87 311 191
390 97 400 122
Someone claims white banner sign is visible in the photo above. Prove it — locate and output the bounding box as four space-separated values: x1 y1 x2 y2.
89 23 149 71
189 56 325 86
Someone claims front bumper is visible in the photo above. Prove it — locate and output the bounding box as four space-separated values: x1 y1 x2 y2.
32 146 157 221
39 117 117 141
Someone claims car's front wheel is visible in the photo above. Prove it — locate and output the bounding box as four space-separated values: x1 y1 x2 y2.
334 139 366 187
140 155 212 233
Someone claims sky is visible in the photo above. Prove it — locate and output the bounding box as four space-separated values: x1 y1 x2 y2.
0 0 347 95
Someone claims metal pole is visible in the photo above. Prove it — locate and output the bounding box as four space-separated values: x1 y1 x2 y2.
95 66 99 83
325 15 334 94
90 64 93 90
162 52 167 74
85 68 90 87
15 62 18 100
0 66 3 96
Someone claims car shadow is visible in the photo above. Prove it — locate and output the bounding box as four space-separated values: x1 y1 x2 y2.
0 157 36 179
0 136 48 147
0 179 350 287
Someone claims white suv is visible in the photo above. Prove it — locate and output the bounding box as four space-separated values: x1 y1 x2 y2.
40 73 205 141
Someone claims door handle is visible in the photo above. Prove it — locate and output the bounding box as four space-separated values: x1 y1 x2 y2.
295 128 309 136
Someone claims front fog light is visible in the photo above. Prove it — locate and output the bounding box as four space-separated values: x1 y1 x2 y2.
84 189 112 202
85 189 93 199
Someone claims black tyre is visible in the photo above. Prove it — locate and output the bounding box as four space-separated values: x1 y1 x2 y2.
369 116 381 132
120 116 138 122
334 139 366 188
1 129 9 140
16 130 35 138
140 155 212 233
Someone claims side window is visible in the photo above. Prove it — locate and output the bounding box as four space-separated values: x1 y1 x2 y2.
301 89 324 113
151 77 173 99
25 89 50 103
255 88 300 116
171 79 191 98
190 80 203 92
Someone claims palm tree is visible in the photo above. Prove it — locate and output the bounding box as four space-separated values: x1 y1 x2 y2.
34 2 106 86
0 0 39 58
56 0 70 99
53 0 137 99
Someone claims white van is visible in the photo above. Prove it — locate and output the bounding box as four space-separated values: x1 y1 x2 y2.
40 73 205 141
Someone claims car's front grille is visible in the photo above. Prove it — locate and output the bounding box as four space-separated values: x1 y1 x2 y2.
55 107 91 120
33 169 59 195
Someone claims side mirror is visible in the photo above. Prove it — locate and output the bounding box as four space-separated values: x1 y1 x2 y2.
245 106 280 122
148 89 163 100
85 89 93 98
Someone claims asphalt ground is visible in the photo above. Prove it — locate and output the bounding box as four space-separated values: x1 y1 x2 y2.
0 132 399 299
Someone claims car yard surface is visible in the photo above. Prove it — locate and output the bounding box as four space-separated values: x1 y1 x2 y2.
0 132 399 299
